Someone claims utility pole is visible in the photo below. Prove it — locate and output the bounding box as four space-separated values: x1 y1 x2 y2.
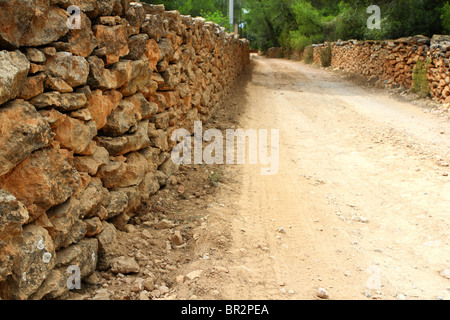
229 0 239 35
229 0 234 26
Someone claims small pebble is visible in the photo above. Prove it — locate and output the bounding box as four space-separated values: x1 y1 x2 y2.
397 294 407 300
317 288 329 299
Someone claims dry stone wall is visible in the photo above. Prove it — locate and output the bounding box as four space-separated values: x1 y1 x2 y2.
0 0 249 299
311 35 450 103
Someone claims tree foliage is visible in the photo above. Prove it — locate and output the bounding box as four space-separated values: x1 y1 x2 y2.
142 0 237 31
241 0 450 52
146 0 450 52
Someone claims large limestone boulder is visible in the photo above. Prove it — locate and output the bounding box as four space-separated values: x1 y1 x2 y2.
86 56 118 90
93 24 129 65
0 224 56 300
0 50 30 105
0 100 52 177
29 238 98 300
41 109 97 154
0 0 68 49
45 52 89 88
96 120 150 156
0 191 29 283
101 99 139 136
53 12 98 58
0 142 81 223
96 222 122 271
45 196 84 250
96 152 146 189
118 58 151 97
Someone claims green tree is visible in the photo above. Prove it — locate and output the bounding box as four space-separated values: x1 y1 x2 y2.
148 0 450 52
202 10 233 32
382 0 446 39
442 2 450 34
142 0 239 30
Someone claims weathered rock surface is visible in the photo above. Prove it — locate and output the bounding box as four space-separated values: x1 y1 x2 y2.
101 100 139 136
118 58 151 97
86 89 117 130
39 109 97 154
110 256 140 274
0 0 68 49
0 224 55 300
96 120 150 156
53 12 98 58
45 76 73 93
86 56 118 91
93 24 129 65
96 222 122 271
0 191 29 283
124 93 158 120
73 145 110 176
105 190 128 219
55 238 98 278
0 100 52 177
0 51 30 105
30 92 88 111
45 197 84 250
0 143 81 223
78 177 109 218
17 73 47 100
45 52 90 88
30 238 99 300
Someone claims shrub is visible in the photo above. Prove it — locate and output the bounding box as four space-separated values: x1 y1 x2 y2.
442 2 450 34
412 59 431 98
208 167 224 186
304 46 314 64
289 31 312 52
319 44 332 67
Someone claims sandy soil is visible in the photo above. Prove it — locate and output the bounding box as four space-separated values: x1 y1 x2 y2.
74 55 449 301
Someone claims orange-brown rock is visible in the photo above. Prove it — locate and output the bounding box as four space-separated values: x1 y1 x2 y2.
0 224 56 300
145 39 161 71
0 191 29 283
93 24 129 65
0 0 68 49
0 50 30 105
53 12 98 58
0 100 52 177
39 109 97 154
0 143 81 223
45 52 90 88
86 89 115 130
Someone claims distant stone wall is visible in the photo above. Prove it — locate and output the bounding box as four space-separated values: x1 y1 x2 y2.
312 35 450 103
0 0 249 299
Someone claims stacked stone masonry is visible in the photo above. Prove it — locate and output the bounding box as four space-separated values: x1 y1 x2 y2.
312 35 450 103
0 0 249 299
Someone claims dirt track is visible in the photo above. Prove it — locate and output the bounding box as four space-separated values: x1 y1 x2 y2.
77 55 450 301
173 55 450 300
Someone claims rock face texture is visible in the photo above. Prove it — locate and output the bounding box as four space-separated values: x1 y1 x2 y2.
0 0 249 299
311 35 450 103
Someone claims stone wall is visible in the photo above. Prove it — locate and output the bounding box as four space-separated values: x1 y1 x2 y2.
312 35 450 103
0 0 249 299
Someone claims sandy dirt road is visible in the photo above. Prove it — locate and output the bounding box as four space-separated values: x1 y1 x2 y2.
176 55 450 301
